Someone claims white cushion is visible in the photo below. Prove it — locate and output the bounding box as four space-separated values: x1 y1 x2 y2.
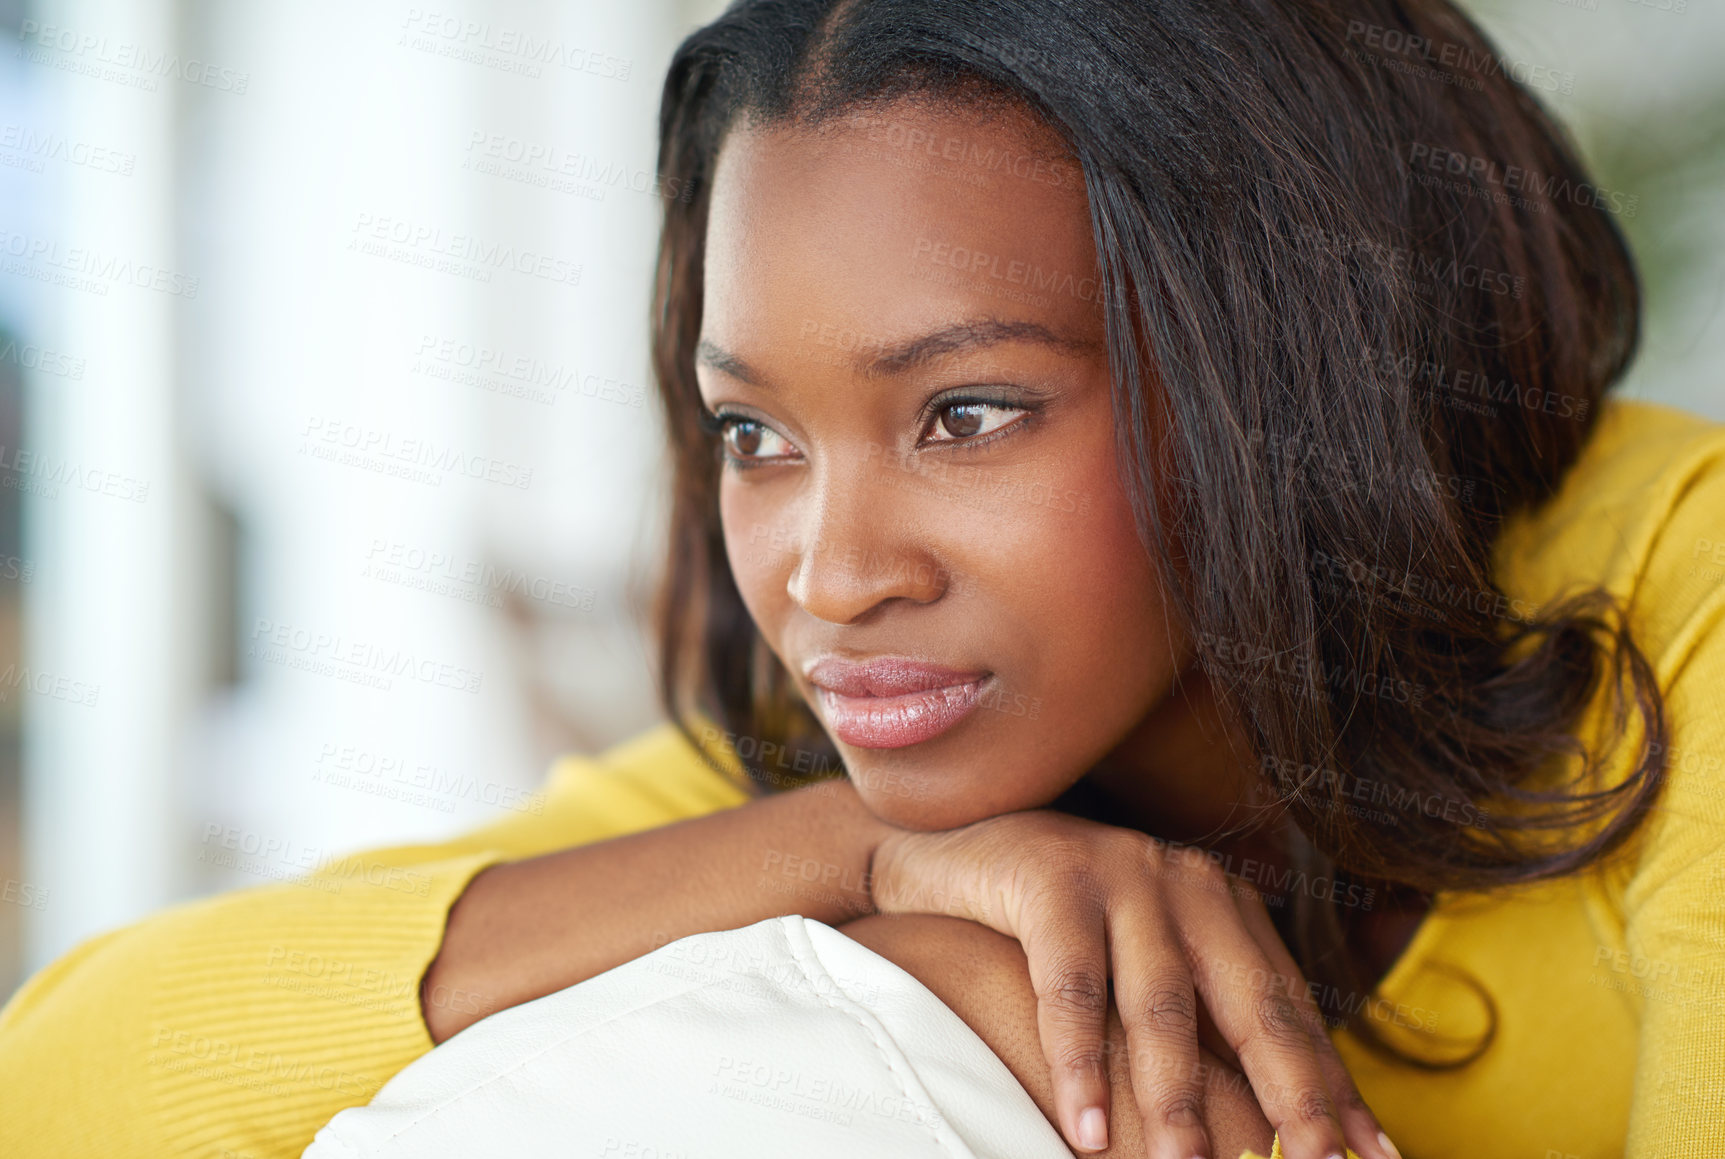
303 915 1075 1159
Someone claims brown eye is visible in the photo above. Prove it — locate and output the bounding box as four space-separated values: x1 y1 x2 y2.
714 415 797 464
729 421 763 456
940 403 986 438
921 398 1030 445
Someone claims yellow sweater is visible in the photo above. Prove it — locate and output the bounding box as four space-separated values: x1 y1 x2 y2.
2 398 1722 1159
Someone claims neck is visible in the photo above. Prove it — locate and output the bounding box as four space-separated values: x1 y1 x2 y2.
1080 664 1291 867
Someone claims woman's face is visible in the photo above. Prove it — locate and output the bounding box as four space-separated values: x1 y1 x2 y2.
698 99 1187 829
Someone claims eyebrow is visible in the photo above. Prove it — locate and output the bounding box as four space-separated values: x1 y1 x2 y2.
695 318 1099 390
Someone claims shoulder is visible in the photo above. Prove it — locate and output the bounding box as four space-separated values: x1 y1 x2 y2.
1512 403 1725 907
1493 398 1725 799
1494 397 1725 636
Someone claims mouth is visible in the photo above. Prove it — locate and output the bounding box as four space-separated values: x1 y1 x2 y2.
805 656 991 750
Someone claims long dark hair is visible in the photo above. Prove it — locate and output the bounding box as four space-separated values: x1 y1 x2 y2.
648 0 1667 1062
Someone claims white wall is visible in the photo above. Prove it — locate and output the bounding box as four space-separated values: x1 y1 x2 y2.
16 0 712 969
16 0 187 967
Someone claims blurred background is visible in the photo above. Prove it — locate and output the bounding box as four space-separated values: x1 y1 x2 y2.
0 0 1721 1002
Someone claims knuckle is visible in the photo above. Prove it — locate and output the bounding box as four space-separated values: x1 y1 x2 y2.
1153 1085 1205 1128
1118 828 1162 862
1126 983 1198 1035
1164 847 1229 897
1026 848 1104 902
1254 990 1306 1038
1039 967 1110 1018
1288 1086 1337 1126
1035 837 1088 869
1089 832 1159 889
1123 831 1178 878
1050 1040 1108 1075
1136 832 1178 865
1183 848 1227 882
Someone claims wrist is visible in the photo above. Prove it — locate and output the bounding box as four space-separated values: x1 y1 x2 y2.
868 824 995 925
773 775 898 920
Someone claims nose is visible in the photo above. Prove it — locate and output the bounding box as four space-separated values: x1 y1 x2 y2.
784 458 949 624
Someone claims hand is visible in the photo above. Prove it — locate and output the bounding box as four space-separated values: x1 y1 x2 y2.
869 810 1397 1159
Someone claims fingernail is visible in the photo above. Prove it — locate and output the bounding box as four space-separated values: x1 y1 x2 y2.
1076 1106 1108 1151
1378 1131 1404 1159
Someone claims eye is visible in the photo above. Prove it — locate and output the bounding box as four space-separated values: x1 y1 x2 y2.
921 399 1029 444
703 411 801 465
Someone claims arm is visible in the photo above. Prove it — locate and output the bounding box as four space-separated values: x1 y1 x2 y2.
839 913 1280 1159
0 723 1369 1159
439 802 1387 1158
1604 449 1725 1153
422 776 891 1041
1619 625 1725 1151
0 732 889 1159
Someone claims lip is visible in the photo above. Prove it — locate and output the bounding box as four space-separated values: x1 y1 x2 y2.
805 656 991 750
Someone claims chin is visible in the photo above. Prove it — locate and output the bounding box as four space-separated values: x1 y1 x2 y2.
854 790 978 833
842 748 1063 832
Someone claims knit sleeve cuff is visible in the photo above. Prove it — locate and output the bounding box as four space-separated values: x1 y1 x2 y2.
137 850 509 1156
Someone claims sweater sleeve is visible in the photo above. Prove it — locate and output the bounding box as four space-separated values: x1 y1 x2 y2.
0 851 501 1159
0 725 751 1159
1618 582 1725 1152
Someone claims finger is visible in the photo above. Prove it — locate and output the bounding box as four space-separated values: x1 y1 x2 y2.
1107 895 1212 1159
1165 864 1346 1159
1231 886 1401 1159
1018 889 1114 1153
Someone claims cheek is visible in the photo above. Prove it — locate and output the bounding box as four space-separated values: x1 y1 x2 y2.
847 447 1176 829
1026 453 1171 690
948 409 1170 692
971 451 1170 758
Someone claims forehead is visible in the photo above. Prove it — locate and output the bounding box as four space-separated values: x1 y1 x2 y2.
702 99 1101 350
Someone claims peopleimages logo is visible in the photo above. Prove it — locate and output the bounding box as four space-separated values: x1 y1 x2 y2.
910 235 1120 306
1407 143 1639 219
347 213 583 287
299 416 534 490
246 617 483 695
0 663 99 707
0 440 150 502
0 337 86 380
1343 21 1574 95
14 19 251 93
412 335 645 409
0 228 199 298
399 10 632 81
0 123 136 175
847 111 1080 190
463 132 693 203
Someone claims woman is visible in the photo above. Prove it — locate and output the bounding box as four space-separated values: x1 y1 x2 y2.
3 0 1720 1156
